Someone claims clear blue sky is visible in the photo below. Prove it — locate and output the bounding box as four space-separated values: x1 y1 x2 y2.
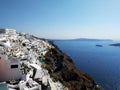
0 0 120 40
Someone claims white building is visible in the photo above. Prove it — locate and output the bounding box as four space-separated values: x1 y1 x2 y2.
0 28 16 35
0 54 22 82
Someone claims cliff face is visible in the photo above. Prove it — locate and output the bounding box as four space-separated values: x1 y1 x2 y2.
44 41 101 90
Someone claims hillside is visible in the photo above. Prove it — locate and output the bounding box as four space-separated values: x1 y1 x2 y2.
44 41 101 90
0 29 101 90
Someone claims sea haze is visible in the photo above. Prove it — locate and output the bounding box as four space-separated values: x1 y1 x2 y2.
54 40 120 90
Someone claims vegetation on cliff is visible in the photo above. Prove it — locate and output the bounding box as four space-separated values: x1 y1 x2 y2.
44 41 101 90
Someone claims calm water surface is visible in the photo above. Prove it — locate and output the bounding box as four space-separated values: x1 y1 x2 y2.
0 83 8 90
54 40 120 90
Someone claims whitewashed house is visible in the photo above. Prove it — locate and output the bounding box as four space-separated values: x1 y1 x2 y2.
0 54 22 82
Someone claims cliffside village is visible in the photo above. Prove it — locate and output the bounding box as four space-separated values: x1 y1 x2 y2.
0 29 68 90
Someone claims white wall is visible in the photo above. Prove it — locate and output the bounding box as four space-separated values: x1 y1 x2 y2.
0 54 22 82
6 60 22 81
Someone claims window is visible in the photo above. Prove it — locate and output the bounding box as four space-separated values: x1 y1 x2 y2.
11 65 18 68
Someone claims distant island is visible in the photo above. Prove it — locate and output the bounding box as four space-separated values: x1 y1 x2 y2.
109 43 120 47
74 38 112 41
96 45 103 47
53 38 113 41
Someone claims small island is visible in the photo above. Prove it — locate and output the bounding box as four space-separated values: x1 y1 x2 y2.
109 43 120 47
96 45 103 47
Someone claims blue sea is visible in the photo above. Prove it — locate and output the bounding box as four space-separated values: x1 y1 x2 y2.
54 40 120 90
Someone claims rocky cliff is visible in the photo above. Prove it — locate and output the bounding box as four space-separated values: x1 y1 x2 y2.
44 41 102 90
